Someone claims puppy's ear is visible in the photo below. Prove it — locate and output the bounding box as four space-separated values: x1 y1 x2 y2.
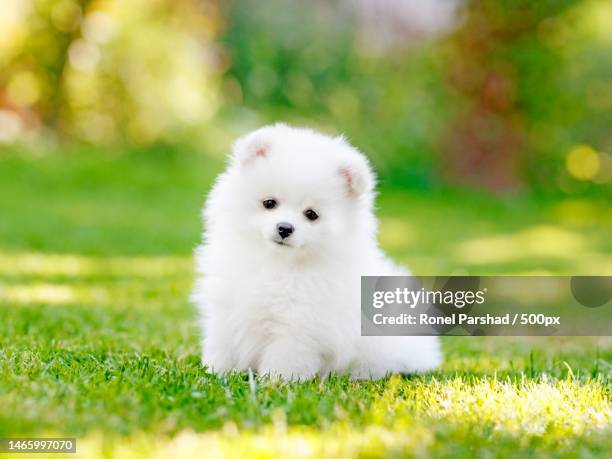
231 127 273 167
338 154 375 197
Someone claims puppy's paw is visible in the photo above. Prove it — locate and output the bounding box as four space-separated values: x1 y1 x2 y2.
201 352 235 375
258 342 321 381
261 366 318 382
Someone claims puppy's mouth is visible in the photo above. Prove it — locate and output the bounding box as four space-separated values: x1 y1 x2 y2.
271 237 294 248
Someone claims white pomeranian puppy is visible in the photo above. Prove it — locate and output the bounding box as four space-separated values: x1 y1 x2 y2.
192 124 441 380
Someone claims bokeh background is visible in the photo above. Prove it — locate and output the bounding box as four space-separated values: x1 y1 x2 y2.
1 0 611 276
1 0 612 195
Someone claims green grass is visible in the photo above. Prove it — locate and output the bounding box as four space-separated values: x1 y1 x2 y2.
0 148 610 458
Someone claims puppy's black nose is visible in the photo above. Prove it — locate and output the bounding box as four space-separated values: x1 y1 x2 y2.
277 222 294 239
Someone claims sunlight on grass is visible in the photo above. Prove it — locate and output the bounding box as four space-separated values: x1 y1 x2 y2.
376 376 611 437
454 225 599 266
0 282 123 307
0 250 192 277
0 279 192 310
43 424 434 459
0 283 79 305
10 375 609 459
86 422 433 459
0 250 195 308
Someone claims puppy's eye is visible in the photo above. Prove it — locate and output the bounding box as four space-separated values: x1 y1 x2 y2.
262 199 277 209
304 209 319 221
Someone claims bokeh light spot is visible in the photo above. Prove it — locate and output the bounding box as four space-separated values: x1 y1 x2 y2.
82 11 116 44
566 145 600 181
0 0 28 52
0 110 23 143
51 0 82 33
7 71 40 106
68 39 100 71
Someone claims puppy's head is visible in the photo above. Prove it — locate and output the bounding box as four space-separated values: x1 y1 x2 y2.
220 124 376 256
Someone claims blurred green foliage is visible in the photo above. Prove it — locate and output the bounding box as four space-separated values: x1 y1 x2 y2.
0 0 611 196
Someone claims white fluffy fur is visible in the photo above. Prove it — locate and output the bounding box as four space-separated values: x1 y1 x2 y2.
192 124 441 380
